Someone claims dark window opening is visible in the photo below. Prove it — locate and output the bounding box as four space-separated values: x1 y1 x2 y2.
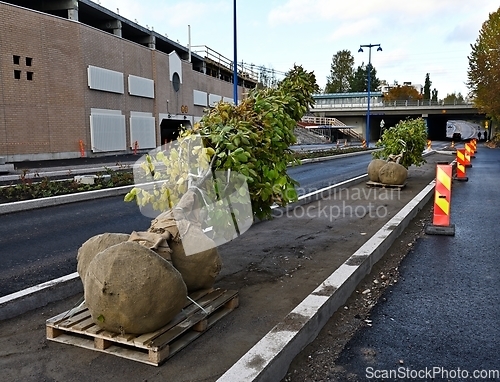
160 119 191 144
26 57 33 66
14 70 21 79
27 72 33 81
172 72 181 92
13 55 20 65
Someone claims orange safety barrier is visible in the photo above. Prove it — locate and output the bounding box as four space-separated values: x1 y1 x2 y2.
464 143 472 167
425 164 455 236
451 141 455 149
471 138 477 154
465 142 475 162
362 139 366 148
427 139 432 150
79 139 85 157
454 149 468 182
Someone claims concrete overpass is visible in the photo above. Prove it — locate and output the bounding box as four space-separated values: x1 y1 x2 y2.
310 93 485 141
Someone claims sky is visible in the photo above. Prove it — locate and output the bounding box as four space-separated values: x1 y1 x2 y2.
97 0 499 98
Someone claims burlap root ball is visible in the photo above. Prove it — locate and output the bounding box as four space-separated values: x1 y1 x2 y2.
169 226 222 293
367 159 387 182
84 241 187 334
378 162 408 185
77 233 130 283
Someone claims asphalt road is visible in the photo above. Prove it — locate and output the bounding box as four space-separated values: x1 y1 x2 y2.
292 152 373 194
0 153 373 297
0 198 151 296
330 147 500 381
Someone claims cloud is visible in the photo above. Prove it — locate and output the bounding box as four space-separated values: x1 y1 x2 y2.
446 19 483 44
267 0 493 27
155 1 229 28
328 18 381 42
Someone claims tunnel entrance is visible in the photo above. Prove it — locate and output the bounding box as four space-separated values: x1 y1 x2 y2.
160 119 192 145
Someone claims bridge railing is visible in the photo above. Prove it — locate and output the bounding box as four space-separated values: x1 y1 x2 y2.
191 45 259 82
312 98 474 109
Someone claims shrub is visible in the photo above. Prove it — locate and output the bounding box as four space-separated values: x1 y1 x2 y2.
372 118 427 168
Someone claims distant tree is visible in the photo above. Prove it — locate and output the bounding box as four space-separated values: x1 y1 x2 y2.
443 92 465 104
423 73 432 100
349 63 381 92
467 6 500 121
431 88 438 102
384 85 423 102
325 50 355 93
349 65 366 92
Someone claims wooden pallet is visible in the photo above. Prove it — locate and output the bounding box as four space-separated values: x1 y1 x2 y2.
46 288 239 366
366 180 406 190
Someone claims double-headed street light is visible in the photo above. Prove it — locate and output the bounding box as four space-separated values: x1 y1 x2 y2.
358 43 382 147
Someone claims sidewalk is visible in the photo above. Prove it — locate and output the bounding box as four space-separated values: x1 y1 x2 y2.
289 145 500 381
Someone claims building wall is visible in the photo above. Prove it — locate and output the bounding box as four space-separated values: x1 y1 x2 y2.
0 5 87 160
0 2 240 162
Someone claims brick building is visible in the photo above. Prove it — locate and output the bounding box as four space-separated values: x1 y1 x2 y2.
0 0 257 162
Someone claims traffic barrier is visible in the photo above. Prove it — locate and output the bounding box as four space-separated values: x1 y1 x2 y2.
427 140 432 150
465 142 475 162
425 163 455 235
451 141 455 149
463 144 472 167
471 138 477 154
453 149 468 182
362 139 366 148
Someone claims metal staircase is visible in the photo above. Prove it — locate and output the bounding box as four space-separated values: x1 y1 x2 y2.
299 116 363 141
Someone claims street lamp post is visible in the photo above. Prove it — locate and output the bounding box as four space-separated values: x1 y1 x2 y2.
358 43 382 147
233 0 238 105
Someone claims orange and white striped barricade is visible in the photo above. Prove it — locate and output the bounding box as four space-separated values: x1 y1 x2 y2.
466 142 475 159
453 149 468 182
463 144 472 167
425 164 455 236
472 138 477 154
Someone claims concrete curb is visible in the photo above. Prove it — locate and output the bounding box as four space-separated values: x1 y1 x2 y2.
0 164 134 182
0 185 134 215
0 273 82 321
217 179 437 382
299 149 378 164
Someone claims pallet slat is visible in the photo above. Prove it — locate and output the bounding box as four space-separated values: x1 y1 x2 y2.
46 288 238 366
366 180 406 190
